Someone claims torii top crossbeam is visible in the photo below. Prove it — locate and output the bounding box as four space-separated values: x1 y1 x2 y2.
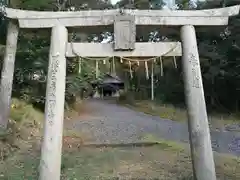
3 5 240 28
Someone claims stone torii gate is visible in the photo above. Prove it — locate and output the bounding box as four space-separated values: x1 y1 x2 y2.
0 5 239 180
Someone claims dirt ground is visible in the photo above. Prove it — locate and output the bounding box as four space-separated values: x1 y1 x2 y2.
0 99 239 180
1 136 239 180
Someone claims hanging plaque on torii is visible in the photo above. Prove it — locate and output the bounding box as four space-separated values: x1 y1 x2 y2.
114 13 136 51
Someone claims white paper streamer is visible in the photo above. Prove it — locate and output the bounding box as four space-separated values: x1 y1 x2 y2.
112 56 116 75
120 57 123 63
96 60 99 78
151 60 154 100
78 57 82 74
173 56 177 68
129 61 133 79
145 61 149 79
160 57 163 76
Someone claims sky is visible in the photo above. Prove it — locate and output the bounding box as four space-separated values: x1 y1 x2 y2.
110 0 120 5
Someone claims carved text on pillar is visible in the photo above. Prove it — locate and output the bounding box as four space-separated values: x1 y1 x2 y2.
47 57 60 126
189 53 201 88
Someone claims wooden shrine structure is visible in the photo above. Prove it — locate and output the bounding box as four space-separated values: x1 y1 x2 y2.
0 5 239 180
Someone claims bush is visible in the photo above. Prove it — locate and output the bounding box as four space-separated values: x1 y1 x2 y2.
118 90 135 105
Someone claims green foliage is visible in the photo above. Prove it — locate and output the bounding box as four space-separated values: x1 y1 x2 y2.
14 0 54 10
118 91 135 105
0 98 43 161
9 98 43 124
0 0 240 113
1 0 110 109
9 30 100 109
114 0 240 113
65 59 98 103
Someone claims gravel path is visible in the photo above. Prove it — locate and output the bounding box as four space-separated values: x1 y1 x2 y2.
67 99 240 156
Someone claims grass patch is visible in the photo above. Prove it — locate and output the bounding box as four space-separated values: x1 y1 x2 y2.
1 99 239 179
134 100 187 121
0 98 43 162
64 98 92 120
141 134 185 152
119 100 240 131
0 98 91 179
2 134 239 180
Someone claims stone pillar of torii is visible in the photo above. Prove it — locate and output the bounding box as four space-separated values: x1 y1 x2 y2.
0 5 239 180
